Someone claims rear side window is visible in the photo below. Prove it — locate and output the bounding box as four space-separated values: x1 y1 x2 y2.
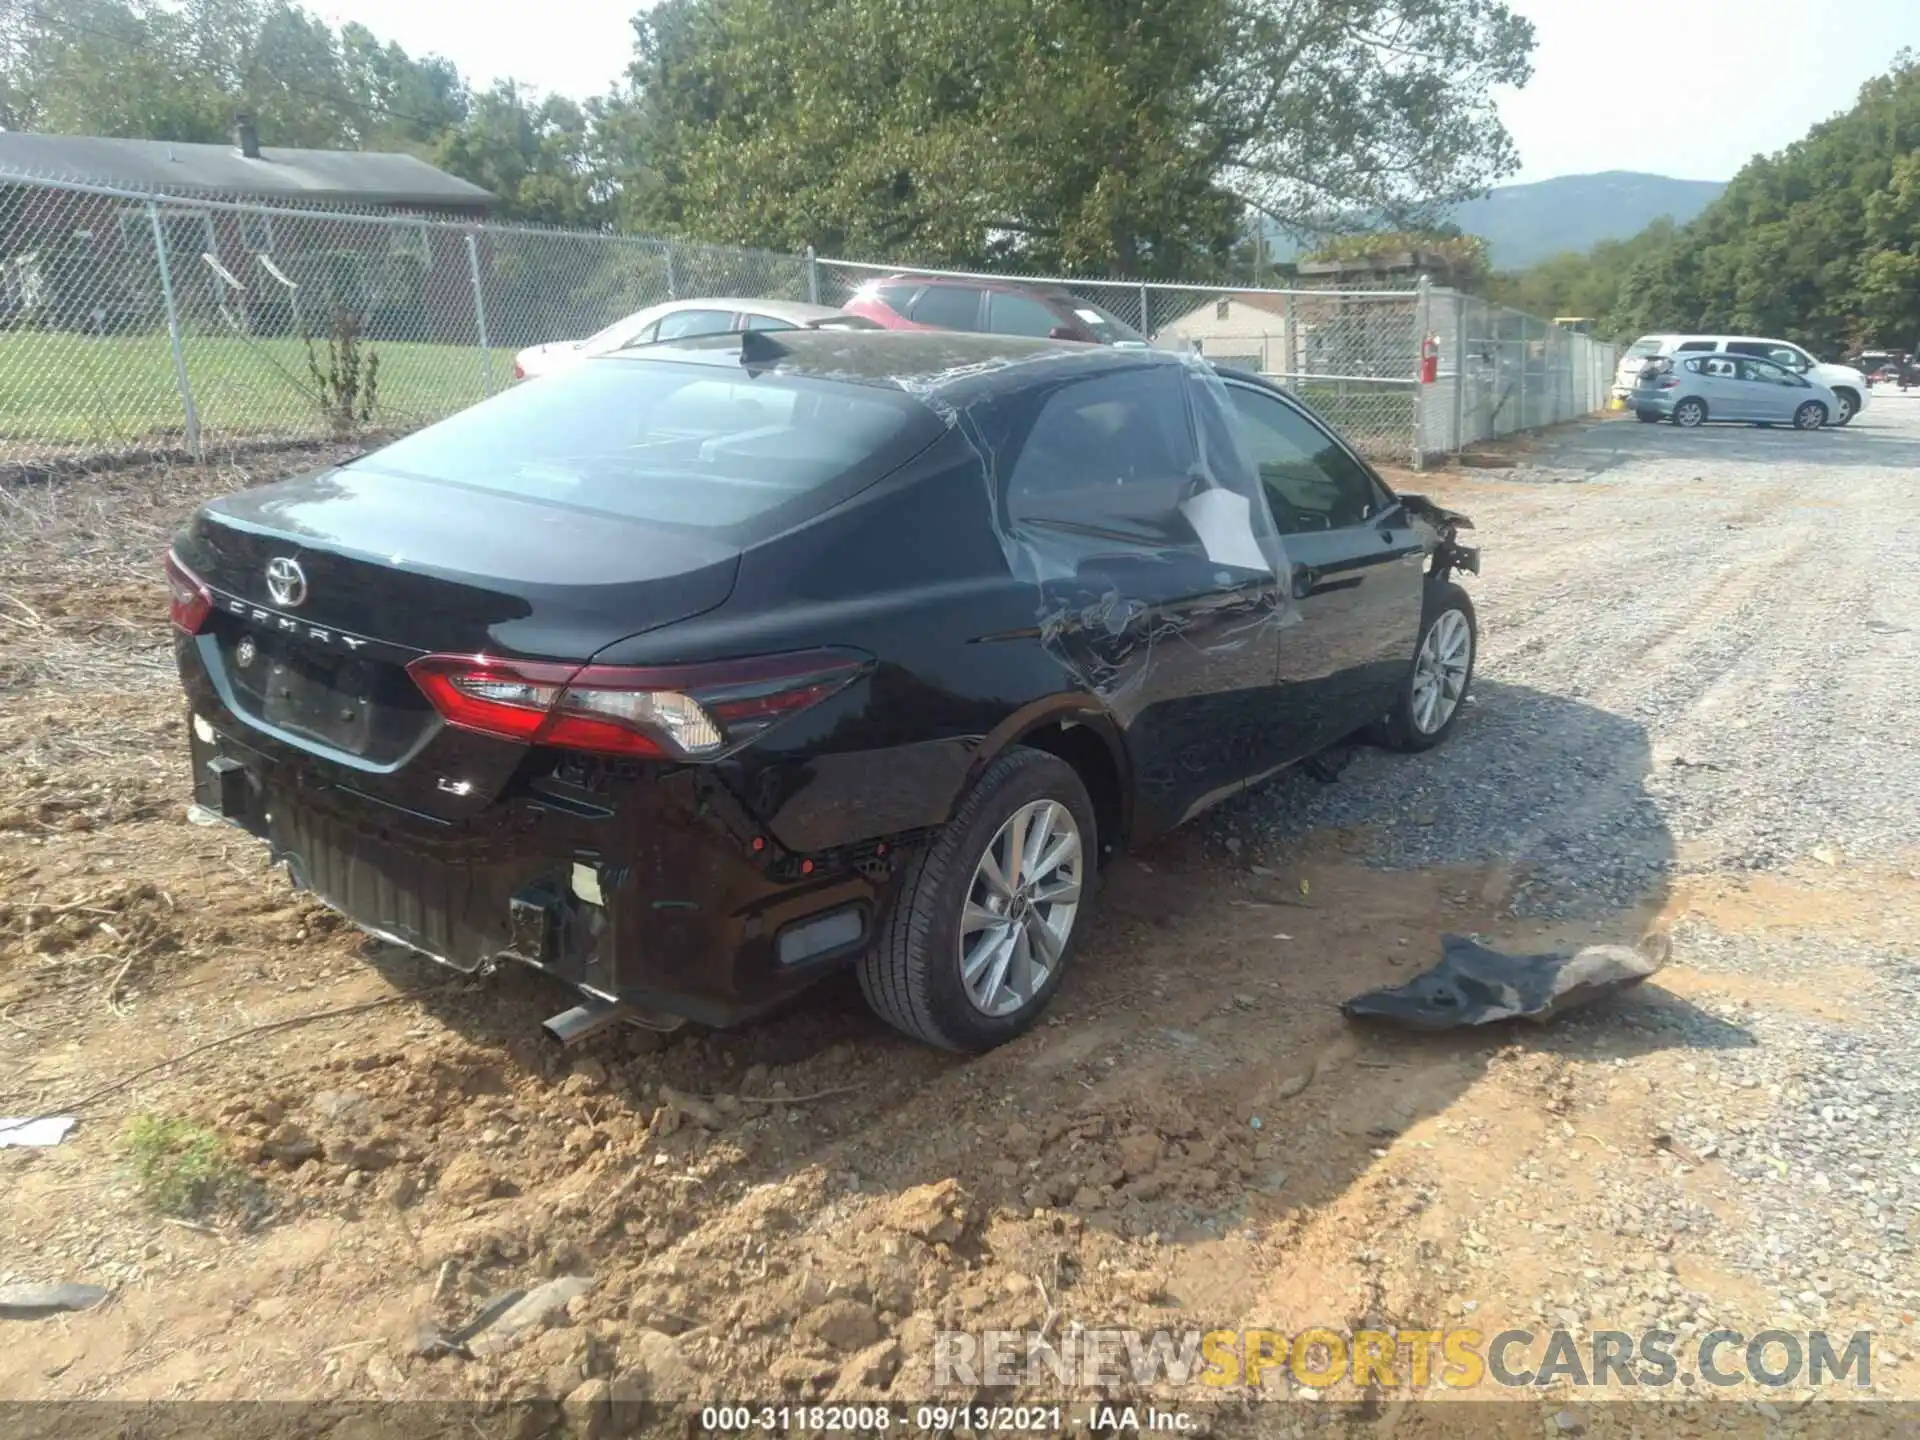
654 309 738 341
742 313 798 332
1006 369 1196 542
910 285 983 331
1625 337 1665 358
875 283 920 313
351 361 930 530
1675 339 1718 353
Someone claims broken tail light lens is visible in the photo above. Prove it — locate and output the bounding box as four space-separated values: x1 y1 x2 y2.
165 550 213 634
407 649 871 761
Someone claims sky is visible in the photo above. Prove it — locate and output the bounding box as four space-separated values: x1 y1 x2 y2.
315 0 1920 187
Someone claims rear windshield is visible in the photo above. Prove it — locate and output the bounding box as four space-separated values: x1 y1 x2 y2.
1625 337 1666 358
351 359 929 528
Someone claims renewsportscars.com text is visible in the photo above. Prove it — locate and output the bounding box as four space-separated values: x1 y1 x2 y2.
933 1327 1876 1392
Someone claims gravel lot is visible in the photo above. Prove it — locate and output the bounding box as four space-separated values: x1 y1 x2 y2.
1 399 1917 1429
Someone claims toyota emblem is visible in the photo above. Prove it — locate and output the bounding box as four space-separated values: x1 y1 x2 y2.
265 556 308 609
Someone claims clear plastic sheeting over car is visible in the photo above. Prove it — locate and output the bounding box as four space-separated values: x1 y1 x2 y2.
906 348 1300 706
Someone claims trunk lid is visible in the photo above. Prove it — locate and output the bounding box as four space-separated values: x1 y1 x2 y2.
177 464 738 805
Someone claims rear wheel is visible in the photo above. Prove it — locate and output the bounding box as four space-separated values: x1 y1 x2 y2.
1371 582 1477 752
860 749 1095 1052
1635 410 1660 423
1673 398 1707 428
1793 400 1827 430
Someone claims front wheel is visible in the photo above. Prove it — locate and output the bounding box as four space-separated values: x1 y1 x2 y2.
1673 398 1707 428
1832 390 1857 425
1371 582 1478 752
860 748 1095 1052
1793 400 1827 430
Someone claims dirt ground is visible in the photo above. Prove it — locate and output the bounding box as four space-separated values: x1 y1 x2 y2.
3 413 1918 1437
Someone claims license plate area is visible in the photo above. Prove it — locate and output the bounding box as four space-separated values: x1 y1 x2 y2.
218 627 432 763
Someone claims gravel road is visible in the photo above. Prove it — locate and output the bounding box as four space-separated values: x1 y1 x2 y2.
1215 396 1920 1405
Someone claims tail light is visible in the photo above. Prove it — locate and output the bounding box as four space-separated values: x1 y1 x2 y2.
164 550 213 634
407 648 871 761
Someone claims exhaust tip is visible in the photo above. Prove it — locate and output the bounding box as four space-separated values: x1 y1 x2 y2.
542 1000 622 1048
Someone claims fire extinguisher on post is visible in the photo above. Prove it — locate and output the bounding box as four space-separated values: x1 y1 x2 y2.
1420 334 1440 385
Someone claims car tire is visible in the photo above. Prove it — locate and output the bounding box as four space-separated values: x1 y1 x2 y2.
1793 400 1827 431
1673 398 1707 428
859 748 1096 1052
1832 389 1858 426
1370 581 1477 753
1635 410 1660 423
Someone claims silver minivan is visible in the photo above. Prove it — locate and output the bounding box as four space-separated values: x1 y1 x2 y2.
1632 353 1839 429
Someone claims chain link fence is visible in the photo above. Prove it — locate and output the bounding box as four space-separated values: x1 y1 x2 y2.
1417 287 1619 457
815 258 1424 458
1 170 1613 476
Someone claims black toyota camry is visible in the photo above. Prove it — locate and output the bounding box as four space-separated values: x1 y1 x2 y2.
167 330 1479 1052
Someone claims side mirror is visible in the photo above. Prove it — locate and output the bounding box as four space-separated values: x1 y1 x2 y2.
1048 325 1078 341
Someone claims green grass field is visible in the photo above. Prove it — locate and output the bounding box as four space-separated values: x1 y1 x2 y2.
0 331 514 451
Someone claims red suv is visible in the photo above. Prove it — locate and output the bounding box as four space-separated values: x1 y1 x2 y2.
843 275 1150 346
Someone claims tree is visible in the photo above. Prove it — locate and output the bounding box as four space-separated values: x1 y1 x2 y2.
1302 229 1492 290
433 83 610 228
1604 51 1920 353
1484 220 1678 335
613 0 1534 275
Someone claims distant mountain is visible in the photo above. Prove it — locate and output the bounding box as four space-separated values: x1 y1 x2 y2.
1260 171 1727 272
1448 171 1726 269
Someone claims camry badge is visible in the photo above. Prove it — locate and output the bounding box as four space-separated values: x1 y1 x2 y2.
265 556 308 609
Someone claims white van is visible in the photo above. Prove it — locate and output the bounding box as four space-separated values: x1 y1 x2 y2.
1614 335 1867 425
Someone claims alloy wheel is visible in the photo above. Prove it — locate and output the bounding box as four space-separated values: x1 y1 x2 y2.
1411 608 1473 736
959 799 1083 1017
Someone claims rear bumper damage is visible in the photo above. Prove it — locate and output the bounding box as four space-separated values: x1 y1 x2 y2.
185 711 901 1029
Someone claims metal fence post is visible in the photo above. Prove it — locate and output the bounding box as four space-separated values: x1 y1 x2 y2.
465 232 493 397
1454 291 1467 451
1519 319 1529 433
146 201 201 461
805 246 820 305
1411 275 1430 469
1139 282 1151 339
665 242 679 301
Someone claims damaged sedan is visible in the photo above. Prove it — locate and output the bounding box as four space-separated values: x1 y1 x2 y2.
167 332 1479 1052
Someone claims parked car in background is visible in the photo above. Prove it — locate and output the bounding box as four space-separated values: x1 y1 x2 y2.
843 275 1150 347
1854 351 1915 388
1632 352 1838 430
511 299 878 380
166 331 1480 1054
1614 334 1866 425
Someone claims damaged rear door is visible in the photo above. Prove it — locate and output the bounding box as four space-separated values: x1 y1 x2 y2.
997 364 1291 837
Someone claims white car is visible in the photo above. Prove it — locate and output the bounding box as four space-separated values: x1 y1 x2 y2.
511 299 879 381
1614 334 1867 425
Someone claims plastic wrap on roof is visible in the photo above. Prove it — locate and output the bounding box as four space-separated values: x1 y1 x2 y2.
903 349 1299 704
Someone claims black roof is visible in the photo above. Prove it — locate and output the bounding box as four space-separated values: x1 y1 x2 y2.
610 329 1180 401
0 132 495 210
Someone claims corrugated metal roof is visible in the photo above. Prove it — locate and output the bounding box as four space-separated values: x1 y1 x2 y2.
0 132 495 209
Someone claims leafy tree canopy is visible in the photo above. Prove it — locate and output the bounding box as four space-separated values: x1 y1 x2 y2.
611 0 1534 275
1491 51 1920 353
